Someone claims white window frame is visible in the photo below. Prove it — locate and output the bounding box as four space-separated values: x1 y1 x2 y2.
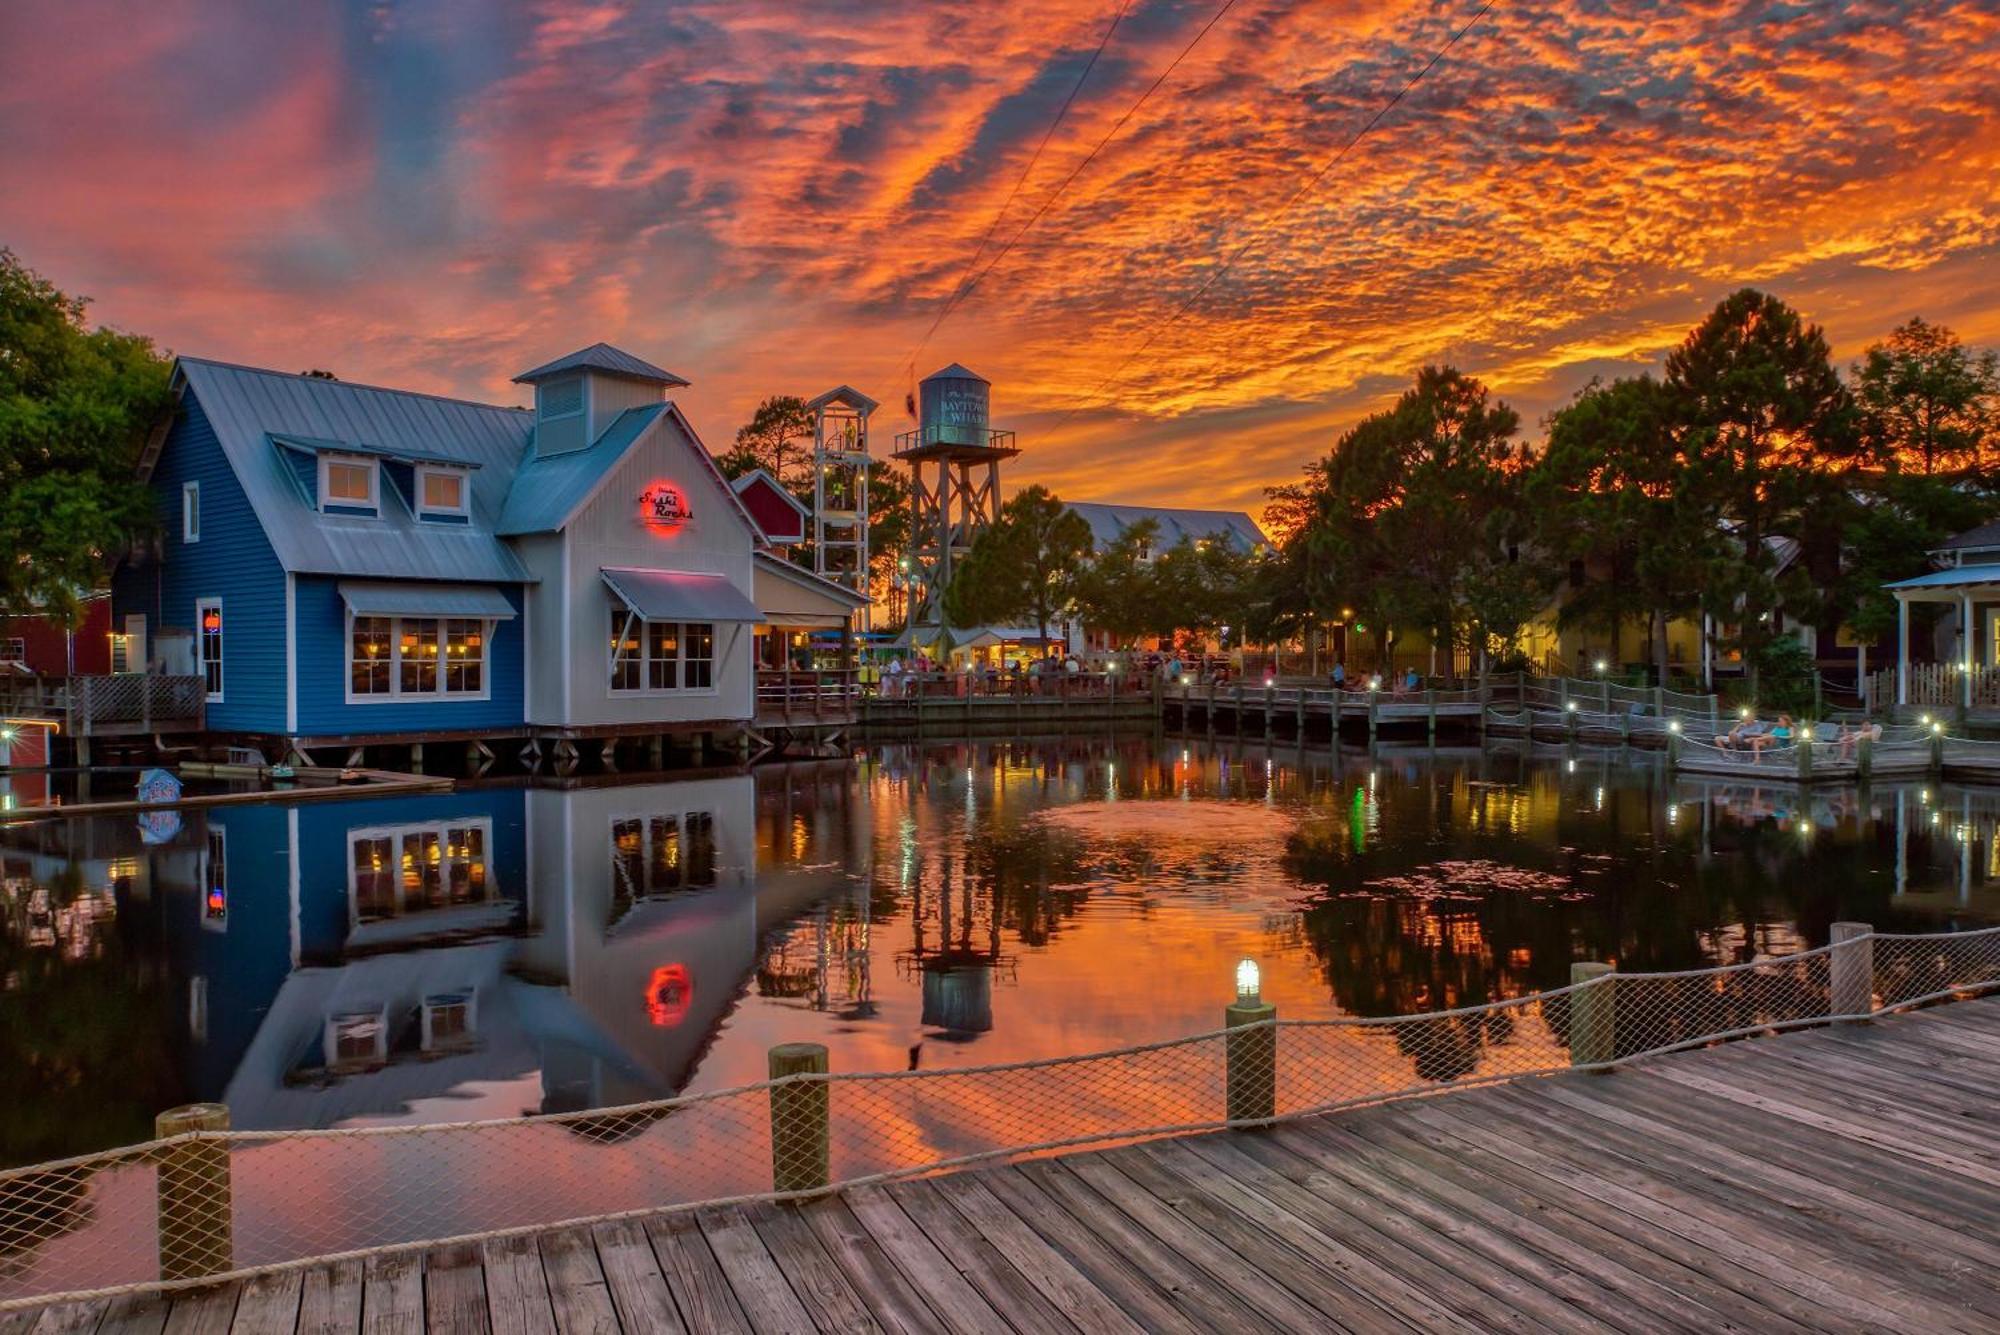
609 808 720 906
344 612 494 704
0 638 24 667
415 466 471 520
319 453 379 515
196 597 224 702
182 481 200 542
345 816 496 927
420 989 479 1051
607 598 718 697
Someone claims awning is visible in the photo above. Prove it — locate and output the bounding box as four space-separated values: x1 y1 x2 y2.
602 568 763 623
338 581 517 620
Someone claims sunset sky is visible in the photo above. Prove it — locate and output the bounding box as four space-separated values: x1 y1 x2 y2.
2 0 1996 516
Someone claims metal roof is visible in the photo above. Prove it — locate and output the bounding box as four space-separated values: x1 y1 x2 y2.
921 363 988 384
805 384 879 414
1936 520 2000 552
175 359 534 584
337 581 518 619
497 404 666 536
1884 564 2000 591
1064 501 1270 553
602 568 763 622
512 343 690 387
270 433 483 469
752 551 870 608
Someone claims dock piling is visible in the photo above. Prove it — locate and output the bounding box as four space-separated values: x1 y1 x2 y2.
1224 996 1277 1125
1569 963 1615 1069
155 1102 232 1281
1830 922 1874 1020
769 1043 831 1195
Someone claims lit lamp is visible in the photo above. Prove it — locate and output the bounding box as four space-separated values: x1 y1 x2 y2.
1932 721 1945 735
1667 720 1681 734
1225 956 1275 1123
1594 659 1607 674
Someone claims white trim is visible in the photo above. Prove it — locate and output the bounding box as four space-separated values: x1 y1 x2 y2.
415 465 472 519
345 816 497 928
343 610 495 705
182 481 200 543
196 596 224 703
319 453 380 515
287 807 301 968
560 538 573 719
284 572 297 734
607 604 719 697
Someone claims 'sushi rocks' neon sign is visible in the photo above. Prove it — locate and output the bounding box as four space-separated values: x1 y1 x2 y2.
638 483 692 528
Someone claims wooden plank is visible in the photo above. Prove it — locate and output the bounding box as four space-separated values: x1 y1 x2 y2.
420 1245 489 1335
1791 1030 2000 1104
693 1205 815 1334
1688 1045 2000 1154
96 1293 171 1335
297 1261 365 1335
793 1197 943 1335
587 1220 687 1335
641 1212 749 1335
361 1254 423 1335
927 1174 1143 1335
479 1237 555 1335
161 1286 239 1335
972 1168 1207 1335
27 1300 106 1335
1147 1138 1492 1334
230 1271 305 1335
536 1230 618 1335
881 1181 1077 1335
839 1185 1008 1334
740 1203 881 1334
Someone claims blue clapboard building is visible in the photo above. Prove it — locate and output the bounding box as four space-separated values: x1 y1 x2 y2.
113 345 864 767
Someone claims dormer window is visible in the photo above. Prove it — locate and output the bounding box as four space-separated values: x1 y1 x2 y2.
417 466 470 520
320 455 379 515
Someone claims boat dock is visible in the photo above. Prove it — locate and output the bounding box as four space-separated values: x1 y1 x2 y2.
17 996 1994 1333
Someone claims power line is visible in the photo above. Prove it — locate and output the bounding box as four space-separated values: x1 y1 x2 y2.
905 0 1133 387
1051 0 1501 430
909 0 1242 366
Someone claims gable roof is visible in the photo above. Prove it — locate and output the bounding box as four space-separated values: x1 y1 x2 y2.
1937 519 2000 553
174 358 533 583
730 468 810 542
805 385 879 414
512 343 689 387
1064 501 1269 553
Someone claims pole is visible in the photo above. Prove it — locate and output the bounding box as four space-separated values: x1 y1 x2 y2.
156 1103 232 1281
769 1043 830 1194
1829 922 1874 1021
1569 963 1615 1069
1224 997 1277 1124
1897 595 1909 708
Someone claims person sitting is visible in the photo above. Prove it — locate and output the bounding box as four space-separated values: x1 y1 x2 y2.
1404 667 1421 693
1747 713 1794 758
1837 720 1883 761
1331 661 1346 688
1715 717 1767 749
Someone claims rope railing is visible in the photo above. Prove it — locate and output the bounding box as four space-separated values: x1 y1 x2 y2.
1 924 1994 1311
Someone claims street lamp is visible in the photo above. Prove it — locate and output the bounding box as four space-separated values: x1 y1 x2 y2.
1235 957 1261 1004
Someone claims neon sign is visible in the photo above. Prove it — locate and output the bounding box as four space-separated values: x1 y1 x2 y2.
645 963 692 1027
638 483 692 528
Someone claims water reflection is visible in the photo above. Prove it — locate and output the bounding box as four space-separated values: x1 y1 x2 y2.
2 737 1997 1170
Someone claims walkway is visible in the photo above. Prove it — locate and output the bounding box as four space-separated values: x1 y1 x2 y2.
14 999 1997 1333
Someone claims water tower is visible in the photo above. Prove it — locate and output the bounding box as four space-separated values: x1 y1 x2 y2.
893 364 1019 633
806 386 877 629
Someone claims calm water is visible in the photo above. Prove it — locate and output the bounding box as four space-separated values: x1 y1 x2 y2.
3 734 1995 1169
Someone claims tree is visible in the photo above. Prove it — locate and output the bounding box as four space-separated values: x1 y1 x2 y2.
1151 531 1259 646
1528 375 1719 680
727 395 815 486
0 249 173 620
943 485 1093 642
1853 318 2000 477
1665 289 1854 687
1071 518 1163 645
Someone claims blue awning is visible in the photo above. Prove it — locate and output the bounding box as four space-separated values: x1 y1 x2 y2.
602 568 762 623
1884 564 2000 591
338 581 517 620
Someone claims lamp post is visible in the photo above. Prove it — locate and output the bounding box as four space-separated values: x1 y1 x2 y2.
1225 958 1276 1124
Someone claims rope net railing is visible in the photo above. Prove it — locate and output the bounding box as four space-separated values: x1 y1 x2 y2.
3 925 1997 1309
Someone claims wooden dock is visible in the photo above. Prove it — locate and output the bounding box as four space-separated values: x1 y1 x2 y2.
15 996 1995 1333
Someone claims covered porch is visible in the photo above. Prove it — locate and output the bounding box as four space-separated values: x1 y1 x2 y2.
1884 565 2000 711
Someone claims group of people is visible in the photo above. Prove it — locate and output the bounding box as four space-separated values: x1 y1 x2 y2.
1327 663 1424 693
1714 714 1884 761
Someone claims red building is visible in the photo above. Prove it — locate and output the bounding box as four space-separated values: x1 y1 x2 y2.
0 593 112 676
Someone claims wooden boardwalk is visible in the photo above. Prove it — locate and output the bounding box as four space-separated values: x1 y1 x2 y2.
13 998 1998 1333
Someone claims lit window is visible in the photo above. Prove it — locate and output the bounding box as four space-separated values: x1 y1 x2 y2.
183 482 200 542
350 819 492 923
321 456 377 513
444 619 484 693
196 599 223 700
607 596 716 694
418 468 468 518
685 624 714 689
349 614 490 700
648 622 679 690
351 616 392 694
610 608 643 691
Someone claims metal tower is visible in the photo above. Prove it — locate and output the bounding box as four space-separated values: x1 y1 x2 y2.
806 386 877 629
893 364 1019 634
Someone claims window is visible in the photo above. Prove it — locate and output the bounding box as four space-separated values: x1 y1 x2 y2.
608 599 716 693
348 819 493 923
328 1011 386 1069
196 599 223 700
610 811 718 917
422 992 476 1050
0 639 23 667
182 482 200 542
417 467 469 519
348 614 491 701
320 455 378 514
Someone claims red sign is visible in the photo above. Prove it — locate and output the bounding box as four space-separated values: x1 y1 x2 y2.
639 483 692 528
645 963 693 1027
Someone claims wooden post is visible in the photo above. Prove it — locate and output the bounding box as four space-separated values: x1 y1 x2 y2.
1830 921 1874 1021
1569 962 1615 1069
1796 729 1812 782
1233 683 1245 737
1224 998 1277 1124
769 1043 830 1195
1264 683 1275 738
156 1103 232 1281
1425 689 1437 740
1931 726 1944 775
1652 686 1664 718
1666 729 1681 769
1366 689 1378 742
1857 735 1872 782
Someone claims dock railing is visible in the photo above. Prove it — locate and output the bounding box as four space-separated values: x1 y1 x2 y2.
2 923 1994 1310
